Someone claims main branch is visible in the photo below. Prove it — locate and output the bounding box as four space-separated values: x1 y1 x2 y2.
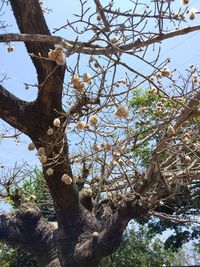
1 25 200 55
0 203 59 267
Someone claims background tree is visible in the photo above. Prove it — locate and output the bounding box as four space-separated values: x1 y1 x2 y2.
0 0 200 266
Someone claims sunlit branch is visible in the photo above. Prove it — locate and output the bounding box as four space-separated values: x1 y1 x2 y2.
1 24 200 55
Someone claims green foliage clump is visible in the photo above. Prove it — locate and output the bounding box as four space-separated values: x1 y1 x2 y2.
102 223 175 267
0 245 37 267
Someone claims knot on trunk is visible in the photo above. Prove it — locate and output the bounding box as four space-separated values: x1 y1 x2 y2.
16 202 42 224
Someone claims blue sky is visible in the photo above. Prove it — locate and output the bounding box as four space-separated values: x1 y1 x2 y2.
0 0 199 172
1 0 200 181
1 0 200 168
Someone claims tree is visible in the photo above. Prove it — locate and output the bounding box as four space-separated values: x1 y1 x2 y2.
0 169 175 267
102 223 175 267
0 0 200 266
129 88 200 250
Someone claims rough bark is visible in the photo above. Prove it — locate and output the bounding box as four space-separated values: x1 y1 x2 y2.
0 0 199 266
0 203 60 267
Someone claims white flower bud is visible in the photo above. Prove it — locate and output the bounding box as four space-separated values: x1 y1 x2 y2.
192 74 198 84
40 155 47 164
110 37 118 44
181 0 190 5
7 45 15 53
105 143 112 150
189 8 197 20
159 201 164 206
53 118 61 128
185 155 192 163
61 174 72 185
28 143 35 151
93 144 101 152
156 72 162 78
46 168 54 176
167 125 175 137
29 194 37 201
114 106 129 118
118 158 125 165
92 232 99 237
89 115 99 126
76 121 86 130
82 73 92 83
47 128 54 136
37 147 46 156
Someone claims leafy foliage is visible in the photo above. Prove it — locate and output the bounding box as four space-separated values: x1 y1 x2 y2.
102 223 175 267
0 245 37 267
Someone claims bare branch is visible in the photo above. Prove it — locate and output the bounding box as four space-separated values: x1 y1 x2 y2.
151 211 200 224
1 24 200 55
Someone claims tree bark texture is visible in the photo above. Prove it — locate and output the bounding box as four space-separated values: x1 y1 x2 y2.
2 0 197 266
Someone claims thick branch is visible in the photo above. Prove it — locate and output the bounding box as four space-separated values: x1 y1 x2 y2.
75 197 149 261
9 0 55 84
1 25 200 55
0 85 31 134
95 198 149 257
9 0 65 110
0 203 60 267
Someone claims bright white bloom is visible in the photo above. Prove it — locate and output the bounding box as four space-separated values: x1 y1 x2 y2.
53 118 61 128
76 82 86 92
83 73 92 84
185 155 192 163
161 67 171 77
48 44 65 65
61 174 72 185
71 75 81 85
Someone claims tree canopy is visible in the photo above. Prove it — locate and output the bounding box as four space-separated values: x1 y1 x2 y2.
0 0 200 266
